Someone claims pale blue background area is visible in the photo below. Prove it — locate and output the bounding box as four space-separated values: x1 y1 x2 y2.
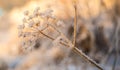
0 8 3 16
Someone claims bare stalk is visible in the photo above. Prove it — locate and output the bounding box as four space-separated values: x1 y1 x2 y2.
73 1 77 47
38 30 54 40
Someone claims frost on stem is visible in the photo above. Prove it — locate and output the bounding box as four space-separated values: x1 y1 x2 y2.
53 36 65 46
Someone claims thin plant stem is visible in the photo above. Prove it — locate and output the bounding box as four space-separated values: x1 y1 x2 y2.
48 23 72 45
73 1 77 47
46 17 73 46
38 30 103 70
72 47 103 70
38 30 54 40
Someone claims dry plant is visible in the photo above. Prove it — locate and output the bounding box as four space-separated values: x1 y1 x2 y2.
18 2 103 70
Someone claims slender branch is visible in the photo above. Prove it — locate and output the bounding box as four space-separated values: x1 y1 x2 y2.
73 1 77 47
38 30 54 40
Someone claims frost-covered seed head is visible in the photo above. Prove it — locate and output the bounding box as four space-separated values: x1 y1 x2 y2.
43 9 53 18
35 20 40 24
28 15 34 20
33 8 40 17
18 31 23 37
28 20 34 27
18 24 25 29
50 15 56 19
22 18 27 23
19 7 62 52
39 13 46 18
34 7 40 13
21 41 26 47
46 9 53 14
24 10 29 16
23 32 31 37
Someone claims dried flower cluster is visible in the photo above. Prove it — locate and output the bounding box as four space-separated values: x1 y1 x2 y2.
18 7 70 53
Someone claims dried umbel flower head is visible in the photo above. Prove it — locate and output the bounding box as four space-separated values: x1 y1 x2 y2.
18 7 66 52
